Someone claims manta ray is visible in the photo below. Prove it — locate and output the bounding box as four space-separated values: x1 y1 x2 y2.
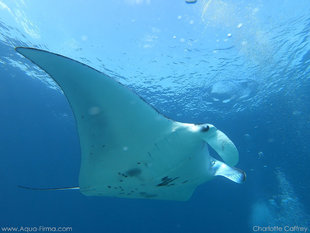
16 47 246 201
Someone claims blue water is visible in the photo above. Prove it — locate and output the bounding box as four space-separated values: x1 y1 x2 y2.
1 1 310 233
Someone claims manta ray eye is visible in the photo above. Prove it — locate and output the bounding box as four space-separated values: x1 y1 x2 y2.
200 125 209 132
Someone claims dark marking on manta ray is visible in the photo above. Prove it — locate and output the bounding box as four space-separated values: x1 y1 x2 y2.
125 168 142 177
118 172 128 178
157 176 179 187
139 192 158 198
182 180 189 184
137 162 141 165
107 185 111 189
147 152 152 157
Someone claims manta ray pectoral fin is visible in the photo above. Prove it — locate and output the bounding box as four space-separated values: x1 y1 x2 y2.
201 124 239 167
211 159 246 184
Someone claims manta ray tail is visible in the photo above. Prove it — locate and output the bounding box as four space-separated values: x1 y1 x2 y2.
18 185 80 191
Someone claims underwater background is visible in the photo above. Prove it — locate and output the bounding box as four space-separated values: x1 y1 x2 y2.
0 0 310 233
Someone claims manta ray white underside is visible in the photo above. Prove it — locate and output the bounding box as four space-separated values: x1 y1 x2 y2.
16 47 246 201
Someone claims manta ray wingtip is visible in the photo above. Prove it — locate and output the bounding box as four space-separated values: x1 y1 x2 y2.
15 47 30 55
15 46 25 51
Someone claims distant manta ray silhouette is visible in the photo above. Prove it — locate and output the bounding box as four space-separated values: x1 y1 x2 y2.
16 47 246 201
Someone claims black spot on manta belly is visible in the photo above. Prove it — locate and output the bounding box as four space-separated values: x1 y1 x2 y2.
157 176 179 187
139 192 157 198
125 168 142 177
